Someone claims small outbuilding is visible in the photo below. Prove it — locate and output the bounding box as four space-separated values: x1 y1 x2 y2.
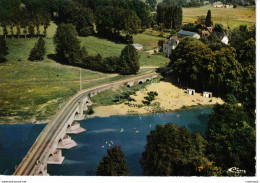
132 43 143 50
203 91 212 98
187 89 195 95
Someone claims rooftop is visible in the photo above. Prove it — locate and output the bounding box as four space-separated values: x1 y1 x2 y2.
167 38 178 46
132 43 143 48
213 1 224 5
178 30 198 36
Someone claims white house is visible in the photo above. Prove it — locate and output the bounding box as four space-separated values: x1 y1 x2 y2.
224 4 233 8
203 91 212 98
213 1 224 7
163 38 179 55
132 43 143 50
187 89 195 95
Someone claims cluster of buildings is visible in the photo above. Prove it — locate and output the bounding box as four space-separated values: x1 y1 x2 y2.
133 27 229 56
213 1 234 8
162 28 228 56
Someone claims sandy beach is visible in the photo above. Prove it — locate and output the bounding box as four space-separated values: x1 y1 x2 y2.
90 81 224 118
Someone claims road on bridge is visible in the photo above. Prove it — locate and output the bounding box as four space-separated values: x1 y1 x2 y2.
13 71 158 175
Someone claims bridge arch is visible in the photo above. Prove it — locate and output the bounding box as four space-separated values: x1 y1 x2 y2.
139 81 143 84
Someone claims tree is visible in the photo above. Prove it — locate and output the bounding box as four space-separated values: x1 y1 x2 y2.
54 24 83 65
118 45 140 75
130 0 151 28
96 6 141 37
141 123 219 176
238 38 255 65
170 37 212 90
96 146 130 176
205 10 213 27
196 15 206 26
213 23 224 33
206 103 256 176
28 37 46 61
28 25 35 37
57 1 94 36
3 26 8 39
230 25 255 54
146 0 157 11
207 46 242 95
170 37 242 97
0 36 8 62
156 2 182 29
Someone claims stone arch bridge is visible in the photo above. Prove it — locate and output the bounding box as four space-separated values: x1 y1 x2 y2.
13 72 158 176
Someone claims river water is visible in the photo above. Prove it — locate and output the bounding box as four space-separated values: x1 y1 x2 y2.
0 108 212 176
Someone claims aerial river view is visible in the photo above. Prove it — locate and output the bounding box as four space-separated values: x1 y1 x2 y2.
0 108 212 176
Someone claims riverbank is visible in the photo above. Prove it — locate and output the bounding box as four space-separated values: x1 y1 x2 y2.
89 82 224 118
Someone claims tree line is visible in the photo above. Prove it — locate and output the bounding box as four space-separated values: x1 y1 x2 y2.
54 0 152 43
54 24 140 75
0 0 184 43
0 0 52 38
156 0 183 30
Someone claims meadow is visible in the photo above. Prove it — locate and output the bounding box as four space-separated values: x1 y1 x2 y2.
80 35 169 67
183 5 255 29
0 58 155 123
0 21 167 123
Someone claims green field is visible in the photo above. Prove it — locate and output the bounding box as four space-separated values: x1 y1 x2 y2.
0 58 156 123
183 5 255 29
133 32 163 50
0 21 169 123
80 35 169 67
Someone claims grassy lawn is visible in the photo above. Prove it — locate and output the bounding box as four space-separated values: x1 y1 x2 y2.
0 58 154 123
80 36 125 57
132 32 163 50
0 60 109 123
80 35 169 67
183 5 255 29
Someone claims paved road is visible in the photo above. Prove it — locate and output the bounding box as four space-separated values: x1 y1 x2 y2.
13 72 158 175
